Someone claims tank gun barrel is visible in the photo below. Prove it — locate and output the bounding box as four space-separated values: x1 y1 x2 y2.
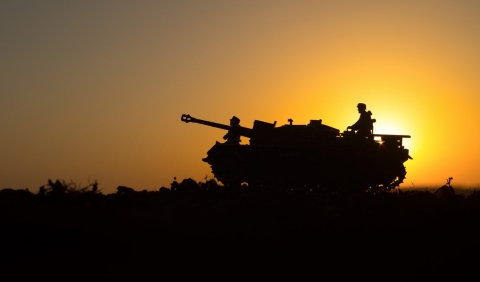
181 114 230 130
181 114 253 138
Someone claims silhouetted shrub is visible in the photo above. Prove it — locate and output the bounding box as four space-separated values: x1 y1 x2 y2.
0 188 32 197
434 185 455 199
159 186 170 193
177 178 199 192
48 179 68 196
117 186 136 194
38 179 100 196
0 188 34 206
199 178 222 191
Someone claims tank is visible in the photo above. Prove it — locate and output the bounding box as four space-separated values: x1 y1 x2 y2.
181 114 412 193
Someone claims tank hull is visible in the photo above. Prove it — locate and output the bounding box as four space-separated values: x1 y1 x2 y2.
204 140 409 192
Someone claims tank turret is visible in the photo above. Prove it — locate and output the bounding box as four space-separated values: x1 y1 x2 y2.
181 114 412 193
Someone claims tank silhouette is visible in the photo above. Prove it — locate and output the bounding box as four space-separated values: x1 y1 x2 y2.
181 114 412 192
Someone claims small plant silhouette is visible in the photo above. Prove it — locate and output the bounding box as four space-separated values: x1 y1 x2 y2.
39 179 100 196
446 177 453 187
434 177 455 198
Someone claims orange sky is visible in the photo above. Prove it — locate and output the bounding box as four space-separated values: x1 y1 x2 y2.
1 1 480 192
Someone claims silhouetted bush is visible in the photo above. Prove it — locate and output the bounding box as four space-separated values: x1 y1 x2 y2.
0 188 32 197
177 178 199 192
36 179 100 197
116 186 136 194
199 178 222 191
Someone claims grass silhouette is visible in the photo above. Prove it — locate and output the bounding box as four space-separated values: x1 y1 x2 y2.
1 177 480 279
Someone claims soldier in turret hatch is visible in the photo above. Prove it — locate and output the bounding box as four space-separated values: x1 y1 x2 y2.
223 116 241 144
202 116 241 162
347 103 376 139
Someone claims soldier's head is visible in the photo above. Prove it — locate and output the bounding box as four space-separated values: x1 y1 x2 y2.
230 116 240 126
357 103 367 112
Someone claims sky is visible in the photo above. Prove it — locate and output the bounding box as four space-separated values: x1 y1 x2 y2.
1 0 480 193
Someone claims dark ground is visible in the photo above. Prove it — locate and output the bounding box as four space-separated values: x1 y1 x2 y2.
1 183 480 279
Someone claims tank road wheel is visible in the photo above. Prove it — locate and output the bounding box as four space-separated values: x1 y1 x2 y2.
210 151 243 187
372 163 406 192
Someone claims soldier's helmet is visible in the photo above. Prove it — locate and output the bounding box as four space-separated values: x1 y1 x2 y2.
357 103 367 110
230 116 240 124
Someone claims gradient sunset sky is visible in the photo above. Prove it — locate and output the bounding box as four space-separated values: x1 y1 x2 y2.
2 0 479 192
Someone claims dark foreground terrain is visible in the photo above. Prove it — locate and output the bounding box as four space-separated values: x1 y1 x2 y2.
1 179 480 279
